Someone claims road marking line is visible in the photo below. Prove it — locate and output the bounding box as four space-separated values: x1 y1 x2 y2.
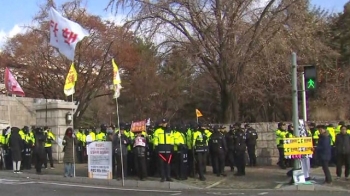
170 193 181 195
258 192 269 195
274 183 283 189
205 178 228 189
36 181 181 193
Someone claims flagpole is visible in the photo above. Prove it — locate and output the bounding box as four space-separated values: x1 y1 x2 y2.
7 105 11 127
116 98 124 186
72 94 76 177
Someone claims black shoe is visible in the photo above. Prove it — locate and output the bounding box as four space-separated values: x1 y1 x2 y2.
166 178 173 182
221 173 227 177
199 176 206 181
160 178 165 182
234 173 244 176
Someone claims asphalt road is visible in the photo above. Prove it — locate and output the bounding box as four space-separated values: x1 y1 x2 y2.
0 178 349 196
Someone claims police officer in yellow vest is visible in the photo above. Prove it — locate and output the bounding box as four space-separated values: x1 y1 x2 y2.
4 127 12 169
124 123 135 175
192 124 209 181
96 125 107 141
276 122 288 169
23 126 34 170
285 124 294 167
153 119 174 182
76 127 85 163
44 127 55 169
172 124 187 180
346 125 350 134
336 121 345 136
327 124 336 165
309 123 320 168
186 123 195 177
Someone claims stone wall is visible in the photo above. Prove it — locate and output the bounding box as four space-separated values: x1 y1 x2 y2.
0 95 36 128
35 100 76 163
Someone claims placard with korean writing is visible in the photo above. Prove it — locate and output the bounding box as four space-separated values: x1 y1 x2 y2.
87 141 112 179
283 137 313 158
130 120 146 132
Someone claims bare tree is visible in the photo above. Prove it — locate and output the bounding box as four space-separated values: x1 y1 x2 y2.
106 0 299 122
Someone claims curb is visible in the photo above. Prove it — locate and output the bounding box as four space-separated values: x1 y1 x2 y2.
0 172 201 190
278 184 349 192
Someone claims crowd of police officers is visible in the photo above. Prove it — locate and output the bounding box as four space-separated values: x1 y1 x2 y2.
275 121 349 170
0 126 56 173
0 120 258 181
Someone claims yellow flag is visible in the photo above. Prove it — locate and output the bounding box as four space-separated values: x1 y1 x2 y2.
64 63 78 96
112 59 122 98
112 59 121 85
196 109 203 118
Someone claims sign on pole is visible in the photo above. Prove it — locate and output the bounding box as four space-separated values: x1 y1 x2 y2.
87 142 113 179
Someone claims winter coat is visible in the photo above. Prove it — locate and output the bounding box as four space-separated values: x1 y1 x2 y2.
112 134 129 156
33 131 46 161
63 136 76 163
317 134 332 161
335 133 350 155
9 127 24 162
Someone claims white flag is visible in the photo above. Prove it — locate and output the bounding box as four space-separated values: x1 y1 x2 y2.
49 7 89 61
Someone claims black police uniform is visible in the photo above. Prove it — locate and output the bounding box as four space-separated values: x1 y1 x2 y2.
209 127 227 176
245 126 258 166
33 128 46 174
23 126 33 170
225 126 235 171
234 128 247 176
77 129 84 163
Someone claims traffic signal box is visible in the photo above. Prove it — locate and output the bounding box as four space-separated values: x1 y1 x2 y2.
304 66 317 97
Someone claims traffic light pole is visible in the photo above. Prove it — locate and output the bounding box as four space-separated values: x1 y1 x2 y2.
291 52 299 170
301 72 307 122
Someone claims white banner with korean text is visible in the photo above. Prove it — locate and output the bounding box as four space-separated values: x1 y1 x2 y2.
87 142 113 179
49 7 89 61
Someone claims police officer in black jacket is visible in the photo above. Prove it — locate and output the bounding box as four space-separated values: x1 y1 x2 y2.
209 125 227 177
233 123 247 176
225 125 235 172
245 124 258 167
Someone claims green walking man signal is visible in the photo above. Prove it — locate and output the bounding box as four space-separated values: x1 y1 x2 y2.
307 78 315 89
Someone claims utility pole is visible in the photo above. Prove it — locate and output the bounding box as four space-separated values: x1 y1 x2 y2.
301 72 307 122
291 52 299 169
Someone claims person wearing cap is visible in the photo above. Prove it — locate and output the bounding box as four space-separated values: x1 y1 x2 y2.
275 122 288 169
336 121 345 136
245 124 258 167
33 127 46 174
233 123 246 176
285 124 294 167
124 123 136 176
172 124 187 180
335 125 350 180
186 123 195 177
96 124 107 142
225 124 236 172
76 127 85 164
113 125 129 180
192 124 209 181
43 127 55 169
209 125 227 177
153 119 174 182
22 126 34 170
